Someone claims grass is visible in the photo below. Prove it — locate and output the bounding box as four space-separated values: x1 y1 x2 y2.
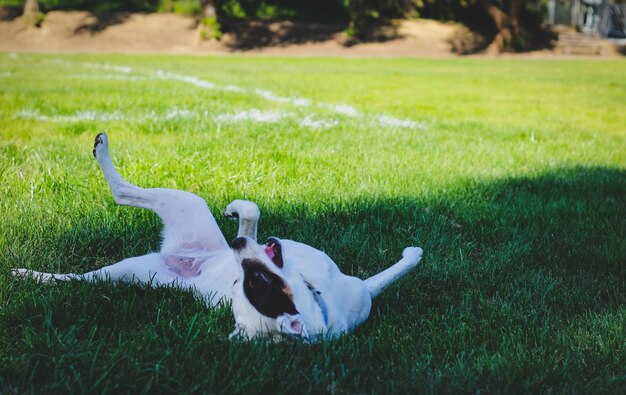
0 52 624 393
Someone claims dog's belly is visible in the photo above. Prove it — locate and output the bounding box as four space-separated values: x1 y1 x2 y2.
161 248 239 306
164 255 205 278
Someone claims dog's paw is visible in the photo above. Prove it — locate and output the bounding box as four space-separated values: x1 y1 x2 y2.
402 247 423 264
224 205 239 219
224 200 259 220
11 269 60 283
11 268 31 278
11 268 48 282
228 325 247 340
92 131 109 158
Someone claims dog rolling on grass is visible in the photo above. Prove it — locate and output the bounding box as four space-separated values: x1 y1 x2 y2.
13 132 423 341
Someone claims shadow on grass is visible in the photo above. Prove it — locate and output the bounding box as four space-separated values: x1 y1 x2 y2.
1 165 624 392
4 165 625 315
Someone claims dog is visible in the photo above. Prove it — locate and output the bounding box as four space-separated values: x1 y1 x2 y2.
13 132 423 341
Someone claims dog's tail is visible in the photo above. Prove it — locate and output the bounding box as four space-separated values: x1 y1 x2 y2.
364 247 423 298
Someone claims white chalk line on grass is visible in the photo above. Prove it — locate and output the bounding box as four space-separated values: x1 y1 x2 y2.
300 115 340 129
70 73 152 81
38 58 429 130
16 108 198 123
15 107 343 130
154 69 317 110
215 109 288 123
16 108 127 122
150 67 428 129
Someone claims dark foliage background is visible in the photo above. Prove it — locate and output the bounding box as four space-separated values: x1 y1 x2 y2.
5 0 557 50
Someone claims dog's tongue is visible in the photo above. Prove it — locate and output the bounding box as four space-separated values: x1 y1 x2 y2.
264 244 275 260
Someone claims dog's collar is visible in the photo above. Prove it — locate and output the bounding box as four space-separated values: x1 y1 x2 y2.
304 280 328 326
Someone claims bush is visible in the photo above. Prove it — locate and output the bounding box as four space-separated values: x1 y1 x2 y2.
200 14 222 40
215 0 347 21
36 0 161 12
158 0 201 15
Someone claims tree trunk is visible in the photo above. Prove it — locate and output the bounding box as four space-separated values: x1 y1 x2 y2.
481 0 522 53
199 0 215 18
347 0 368 38
22 0 40 27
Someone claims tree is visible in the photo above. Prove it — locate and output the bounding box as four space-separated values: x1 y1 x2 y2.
200 0 216 17
479 0 523 52
22 0 41 27
347 0 420 38
419 0 550 52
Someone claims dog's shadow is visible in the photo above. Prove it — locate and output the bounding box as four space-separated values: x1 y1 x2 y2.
2 165 624 340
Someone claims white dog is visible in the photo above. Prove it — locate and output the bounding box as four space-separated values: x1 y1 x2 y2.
13 132 423 341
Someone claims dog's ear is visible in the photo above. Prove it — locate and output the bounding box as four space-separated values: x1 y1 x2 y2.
264 237 284 268
277 314 307 337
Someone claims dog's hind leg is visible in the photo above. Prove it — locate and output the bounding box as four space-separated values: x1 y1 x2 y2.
12 253 175 285
224 200 260 241
11 268 78 283
364 247 423 298
93 132 228 253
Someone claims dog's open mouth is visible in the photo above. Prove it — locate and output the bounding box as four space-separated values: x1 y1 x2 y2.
264 237 283 268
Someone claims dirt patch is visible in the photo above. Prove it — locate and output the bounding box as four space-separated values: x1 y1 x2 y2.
0 11 476 56
0 11 202 54
0 11 622 57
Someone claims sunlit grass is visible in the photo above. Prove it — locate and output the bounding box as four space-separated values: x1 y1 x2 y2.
0 53 624 393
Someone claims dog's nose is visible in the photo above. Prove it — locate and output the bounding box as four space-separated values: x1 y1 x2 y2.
231 237 247 250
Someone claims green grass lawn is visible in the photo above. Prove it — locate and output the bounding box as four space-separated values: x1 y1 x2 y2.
0 53 624 393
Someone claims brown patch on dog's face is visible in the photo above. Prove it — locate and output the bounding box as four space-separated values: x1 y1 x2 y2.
242 258 298 318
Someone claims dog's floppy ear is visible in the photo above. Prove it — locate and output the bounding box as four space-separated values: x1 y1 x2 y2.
264 237 284 268
277 313 308 338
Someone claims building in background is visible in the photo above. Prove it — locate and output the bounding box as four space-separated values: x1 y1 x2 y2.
547 0 626 38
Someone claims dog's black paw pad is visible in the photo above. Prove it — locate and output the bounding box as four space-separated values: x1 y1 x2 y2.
224 210 239 218
93 133 105 158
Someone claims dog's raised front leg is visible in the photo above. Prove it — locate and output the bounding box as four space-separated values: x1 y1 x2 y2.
224 200 260 241
364 247 423 298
